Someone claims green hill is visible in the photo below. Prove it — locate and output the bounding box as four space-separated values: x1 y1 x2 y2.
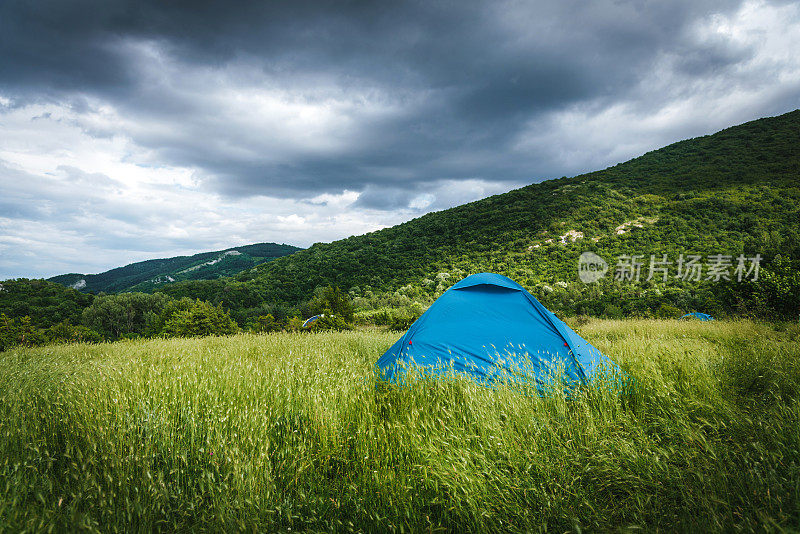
48 242 302 294
158 110 800 321
15 110 800 328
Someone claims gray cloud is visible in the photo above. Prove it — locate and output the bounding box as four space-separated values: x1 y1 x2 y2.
0 0 760 197
1 0 799 278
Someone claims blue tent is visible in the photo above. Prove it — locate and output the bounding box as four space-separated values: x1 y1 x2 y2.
377 273 620 388
680 312 714 321
302 314 325 328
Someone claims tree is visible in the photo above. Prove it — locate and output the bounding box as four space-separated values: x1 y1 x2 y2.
286 316 304 331
247 314 279 333
0 279 94 328
81 292 172 339
306 286 354 323
655 303 683 319
0 314 46 350
161 300 239 337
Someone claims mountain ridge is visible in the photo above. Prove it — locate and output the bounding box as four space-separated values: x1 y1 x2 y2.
48 242 302 294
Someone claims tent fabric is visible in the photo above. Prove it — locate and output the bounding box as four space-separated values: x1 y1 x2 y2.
302 314 324 328
377 273 619 388
681 312 714 321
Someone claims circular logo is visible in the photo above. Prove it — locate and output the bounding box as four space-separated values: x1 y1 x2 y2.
578 251 608 283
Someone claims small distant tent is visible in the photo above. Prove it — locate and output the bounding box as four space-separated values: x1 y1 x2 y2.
302 314 325 328
680 312 714 321
377 273 620 389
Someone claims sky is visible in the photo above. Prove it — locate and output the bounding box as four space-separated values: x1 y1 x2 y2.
1 0 799 279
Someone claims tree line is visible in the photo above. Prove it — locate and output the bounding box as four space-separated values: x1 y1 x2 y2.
0 280 356 351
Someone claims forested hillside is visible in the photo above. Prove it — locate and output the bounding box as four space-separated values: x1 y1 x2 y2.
48 242 301 294
158 110 800 322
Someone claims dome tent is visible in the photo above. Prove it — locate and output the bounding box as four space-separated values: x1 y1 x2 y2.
377 273 620 389
681 312 714 321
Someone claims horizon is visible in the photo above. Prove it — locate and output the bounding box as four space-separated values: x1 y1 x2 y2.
2 0 800 279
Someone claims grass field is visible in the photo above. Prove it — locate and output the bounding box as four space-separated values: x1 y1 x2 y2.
1 320 799 532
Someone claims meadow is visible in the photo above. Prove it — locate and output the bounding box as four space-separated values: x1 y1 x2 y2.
0 320 798 532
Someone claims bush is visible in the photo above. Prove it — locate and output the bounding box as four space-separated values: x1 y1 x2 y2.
655 303 683 319
161 300 239 337
602 304 624 319
286 316 304 331
247 314 280 333
45 321 103 344
305 286 355 324
388 314 417 331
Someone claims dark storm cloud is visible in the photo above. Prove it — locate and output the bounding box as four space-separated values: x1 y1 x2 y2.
355 185 418 211
0 0 784 206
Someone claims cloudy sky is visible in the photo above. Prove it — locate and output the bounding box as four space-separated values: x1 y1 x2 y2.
1 0 799 279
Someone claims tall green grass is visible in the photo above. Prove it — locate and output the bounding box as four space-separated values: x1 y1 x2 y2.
1 320 798 532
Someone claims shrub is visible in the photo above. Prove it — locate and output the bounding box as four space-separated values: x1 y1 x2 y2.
247 314 280 333
305 286 355 323
161 300 239 337
45 321 103 344
602 303 624 319
285 316 304 331
655 303 683 319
